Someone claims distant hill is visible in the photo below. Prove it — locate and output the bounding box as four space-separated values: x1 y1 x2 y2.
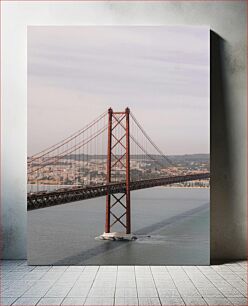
57 153 209 163
169 154 209 162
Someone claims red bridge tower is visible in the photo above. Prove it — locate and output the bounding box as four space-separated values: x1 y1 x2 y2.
101 107 133 240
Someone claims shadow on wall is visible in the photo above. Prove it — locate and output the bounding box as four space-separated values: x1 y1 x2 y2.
210 31 246 264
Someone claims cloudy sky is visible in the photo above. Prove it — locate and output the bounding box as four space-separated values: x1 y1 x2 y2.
28 26 209 156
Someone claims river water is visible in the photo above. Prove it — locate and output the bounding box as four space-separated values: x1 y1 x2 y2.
28 187 209 265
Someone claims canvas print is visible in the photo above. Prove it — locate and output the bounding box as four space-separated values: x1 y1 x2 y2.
27 26 210 265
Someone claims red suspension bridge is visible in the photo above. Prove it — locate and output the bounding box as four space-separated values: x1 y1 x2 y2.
28 107 210 237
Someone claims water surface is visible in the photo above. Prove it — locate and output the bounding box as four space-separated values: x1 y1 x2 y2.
28 187 209 265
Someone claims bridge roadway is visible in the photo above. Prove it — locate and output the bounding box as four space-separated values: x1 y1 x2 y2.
27 173 210 210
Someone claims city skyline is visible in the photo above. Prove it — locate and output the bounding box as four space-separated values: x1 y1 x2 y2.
28 26 209 156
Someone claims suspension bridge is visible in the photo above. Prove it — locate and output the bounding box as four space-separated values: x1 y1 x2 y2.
28 107 210 237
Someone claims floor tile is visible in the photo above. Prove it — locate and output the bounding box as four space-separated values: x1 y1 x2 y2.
138 297 161 305
116 280 136 287
66 266 85 272
22 281 54 297
138 287 158 298
49 266 68 272
45 284 72 297
32 266 51 272
115 288 137 298
22 272 46 281
115 297 138 305
196 287 224 298
204 297 233 305
84 266 99 273
182 297 207 305
41 272 63 281
61 297 86 305
2 288 31 298
3 272 28 280
0 297 18 306
160 297 185 305
136 279 155 287
228 297 248 305
77 276 95 284
157 288 180 298
117 274 136 280
178 289 201 298
12 297 40 305
217 286 244 297
118 266 134 272
99 266 117 272
85 297 114 305
37 297 64 305
92 281 116 288
67 285 91 297
152 274 171 280
88 287 115 298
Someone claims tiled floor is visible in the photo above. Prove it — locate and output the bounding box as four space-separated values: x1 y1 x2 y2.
1 261 247 305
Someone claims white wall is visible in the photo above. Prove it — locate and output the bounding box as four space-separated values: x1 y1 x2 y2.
1 1 246 260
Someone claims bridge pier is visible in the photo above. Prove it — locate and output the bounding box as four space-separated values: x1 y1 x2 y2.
98 231 136 241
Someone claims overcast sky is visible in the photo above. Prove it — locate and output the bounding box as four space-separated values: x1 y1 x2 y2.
28 26 209 156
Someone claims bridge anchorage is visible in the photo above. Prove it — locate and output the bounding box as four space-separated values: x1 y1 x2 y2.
98 107 135 241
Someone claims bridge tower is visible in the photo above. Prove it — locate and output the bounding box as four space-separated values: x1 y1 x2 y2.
102 107 132 240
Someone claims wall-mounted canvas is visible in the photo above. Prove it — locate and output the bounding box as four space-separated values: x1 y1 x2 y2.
28 26 210 265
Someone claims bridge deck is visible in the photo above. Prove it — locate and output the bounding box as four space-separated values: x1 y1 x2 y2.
27 173 210 210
